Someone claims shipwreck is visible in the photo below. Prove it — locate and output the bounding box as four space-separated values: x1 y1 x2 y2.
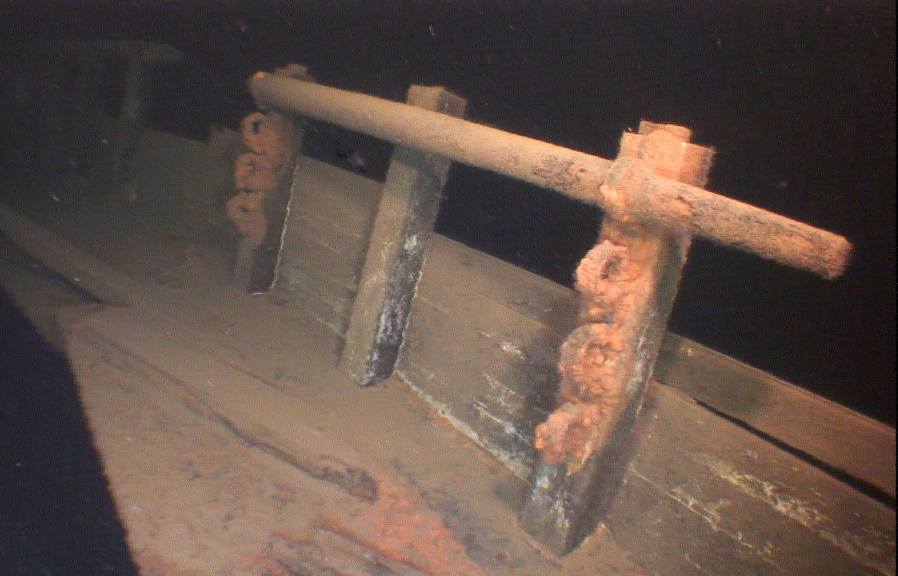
0 44 893 576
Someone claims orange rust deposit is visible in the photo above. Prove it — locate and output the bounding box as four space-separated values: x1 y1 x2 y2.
225 190 266 246
573 241 632 324
534 402 604 466
240 110 294 161
531 124 709 478
234 151 281 193
533 237 637 471
323 472 492 576
556 324 624 404
227 110 295 245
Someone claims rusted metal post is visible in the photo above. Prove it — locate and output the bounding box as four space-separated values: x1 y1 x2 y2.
340 86 467 385
249 73 851 279
520 122 715 556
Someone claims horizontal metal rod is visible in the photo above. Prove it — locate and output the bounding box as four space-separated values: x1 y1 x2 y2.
250 72 851 278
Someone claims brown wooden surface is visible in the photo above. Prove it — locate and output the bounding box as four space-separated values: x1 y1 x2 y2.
49 275 638 575
397 232 896 501
275 156 382 334
0 126 892 574
608 384 894 575
0 201 141 306
1 148 892 499
655 333 896 498
397 234 895 574
341 85 466 385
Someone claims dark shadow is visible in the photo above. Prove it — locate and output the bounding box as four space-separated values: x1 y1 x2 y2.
0 289 137 576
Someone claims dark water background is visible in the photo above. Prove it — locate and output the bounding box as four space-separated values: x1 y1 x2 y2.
0 1 894 573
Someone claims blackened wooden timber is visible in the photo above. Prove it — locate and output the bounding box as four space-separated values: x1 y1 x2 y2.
249 72 851 279
340 86 466 385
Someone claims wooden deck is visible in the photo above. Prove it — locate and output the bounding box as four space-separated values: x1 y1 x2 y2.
0 126 893 575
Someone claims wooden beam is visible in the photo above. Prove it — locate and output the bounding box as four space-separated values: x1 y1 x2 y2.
0 202 144 306
608 383 895 576
240 65 313 293
520 123 715 555
655 333 897 499
249 72 851 279
340 86 466 385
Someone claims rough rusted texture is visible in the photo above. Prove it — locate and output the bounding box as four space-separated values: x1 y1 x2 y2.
533 401 606 467
573 240 640 324
618 125 714 187
523 123 713 554
226 110 295 247
532 223 667 475
601 157 852 279
536 124 711 472
250 73 851 278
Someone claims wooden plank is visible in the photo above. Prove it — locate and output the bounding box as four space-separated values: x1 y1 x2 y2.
284 214 369 262
397 234 576 478
67 321 379 502
423 234 579 335
288 167 380 239
59 308 492 576
3 169 892 501
398 231 895 572
408 234 896 501
397 304 895 573
279 234 364 294
279 159 381 244
341 86 466 385
130 127 209 206
4 120 892 572
397 292 559 479
192 126 244 223
655 333 897 498
0 201 147 306
277 275 355 336
275 156 382 330
606 384 895 576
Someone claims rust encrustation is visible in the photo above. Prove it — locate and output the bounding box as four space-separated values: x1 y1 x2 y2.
532 123 710 478
226 110 295 247
574 239 639 324
534 235 646 474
